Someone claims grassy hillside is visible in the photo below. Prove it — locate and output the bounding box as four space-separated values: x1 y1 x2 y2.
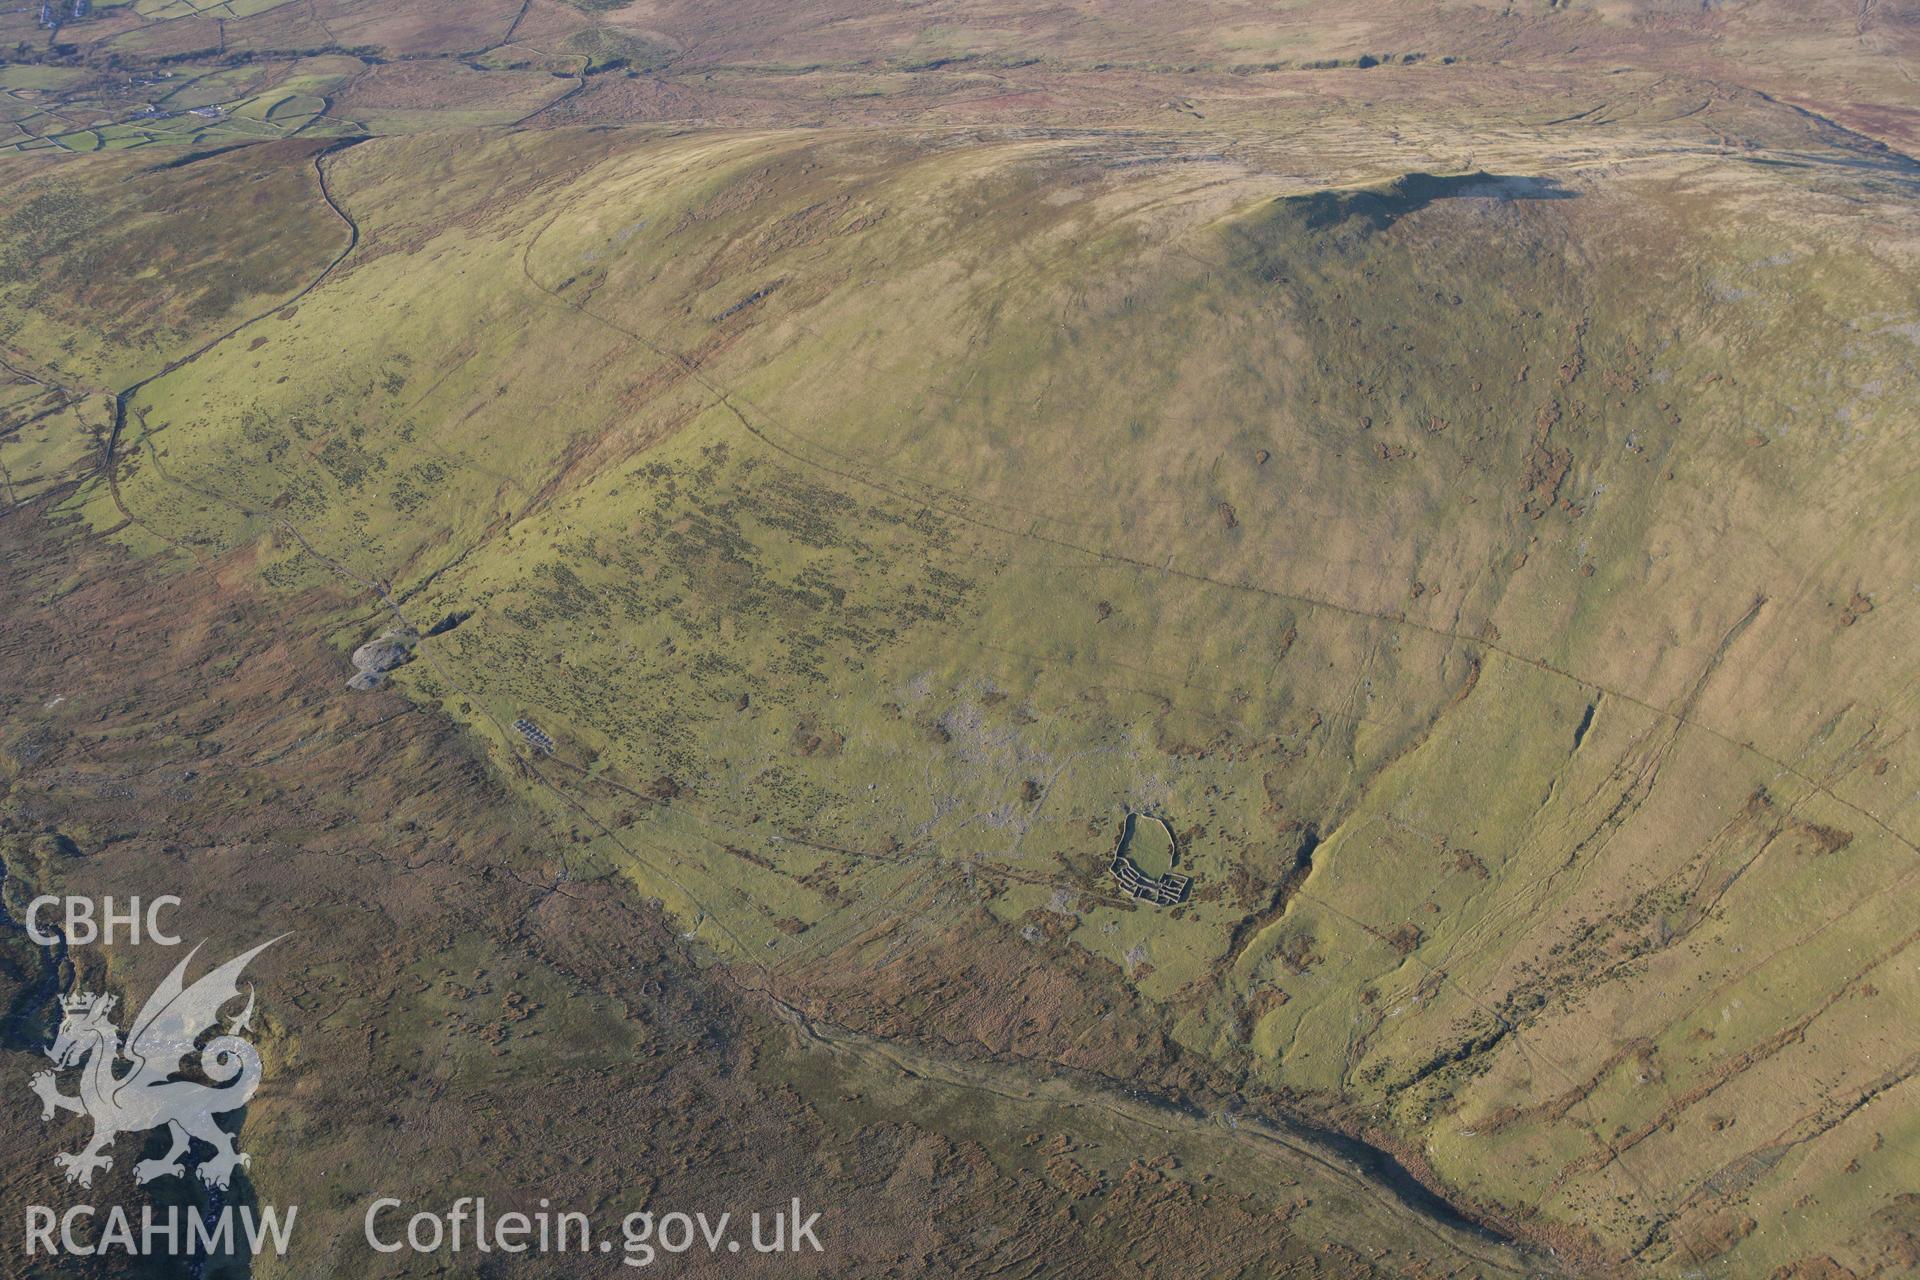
3 107 1901 1273
2 0 1918 1272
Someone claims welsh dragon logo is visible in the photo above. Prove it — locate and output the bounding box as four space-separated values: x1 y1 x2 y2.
29 938 282 1190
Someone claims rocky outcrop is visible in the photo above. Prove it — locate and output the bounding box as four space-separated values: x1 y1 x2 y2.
347 627 416 691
